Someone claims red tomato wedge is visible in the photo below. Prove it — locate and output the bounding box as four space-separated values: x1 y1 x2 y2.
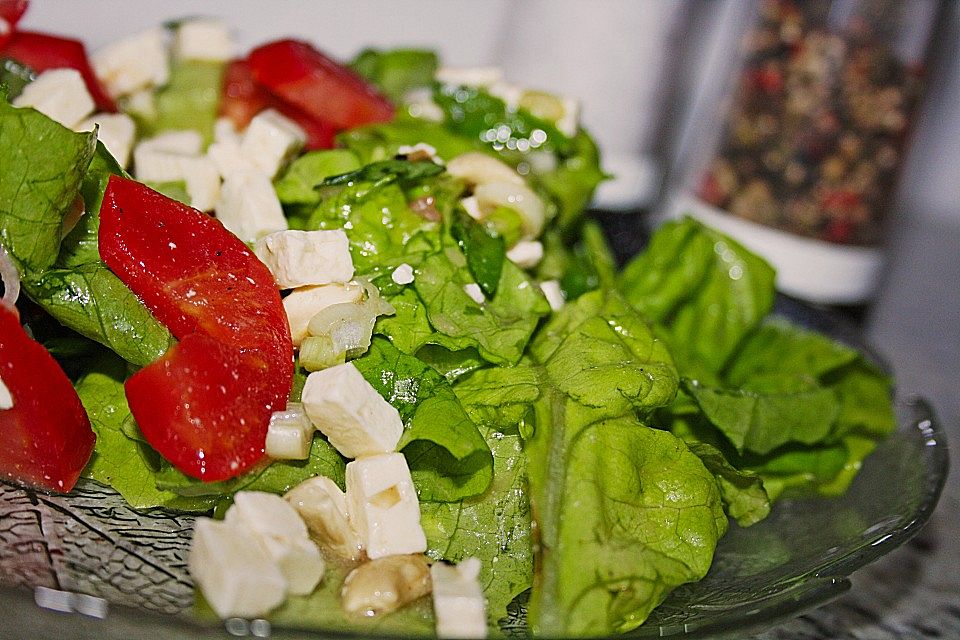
220 58 336 150
99 176 293 481
247 39 394 131
0 0 28 47
0 303 95 493
0 30 116 111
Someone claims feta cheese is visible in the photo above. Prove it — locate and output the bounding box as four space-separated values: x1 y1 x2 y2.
436 66 502 87
132 147 188 183
239 109 307 179
206 137 251 178
540 279 565 311
188 518 287 619
138 130 204 155
345 453 427 559
282 283 364 346
285 476 363 561
265 404 315 460
460 195 483 221
180 156 221 211
505 240 544 270
391 263 415 285
92 27 169 98
13 68 95 129
123 87 156 120
173 19 235 62
214 117 241 144
74 112 136 168
254 229 354 289
225 492 324 596
0 377 13 410
431 558 487 638
132 131 207 183
463 283 485 304
215 169 288 242
301 363 403 459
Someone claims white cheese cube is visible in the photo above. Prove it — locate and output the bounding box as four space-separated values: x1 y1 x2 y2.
539 279 565 311
239 109 307 179
282 283 364 346
254 230 354 289
265 404 315 460
505 240 544 270
214 117 241 144
301 363 403 459
207 137 252 179
431 558 487 638
173 19 235 62
391 263 415 285
436 66 502 87
460 196 483 221
13 68 94 129
92 27 169 98
0 377 13 410
345 453 427 559
463 283 485 304
188 518 286 619
285 476 363 561
123 87 156 120
138 130 204 155
74 112 136 168
225 492 324 596
180 156 221 211
215 169 288 242
133 147 187 183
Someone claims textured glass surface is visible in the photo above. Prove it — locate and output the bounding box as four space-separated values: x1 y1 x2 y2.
0 304 949 639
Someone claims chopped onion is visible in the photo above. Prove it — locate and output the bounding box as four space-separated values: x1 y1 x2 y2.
0 243 20 310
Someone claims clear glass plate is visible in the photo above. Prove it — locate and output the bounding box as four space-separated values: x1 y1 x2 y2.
0 303 949 640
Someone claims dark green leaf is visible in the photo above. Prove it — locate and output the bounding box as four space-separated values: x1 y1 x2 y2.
452 214 505 297
350 48 438 102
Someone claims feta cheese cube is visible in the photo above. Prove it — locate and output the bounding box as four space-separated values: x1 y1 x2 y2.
74 112 136 167
92 27 169 98
265 404 315 460
188 518 287 619
133 147 187 183
431 558 487 638
206 137 252 178
391 263 415 285
282 283 364 346
301 362 403 459
285 476 363 561
460 195 483 221
463 283 485 304
505 240 544 270
345 453 427 559
123 87 156 120
138 130 204 155
239 109 307 178
214 117 241 144
13 68 95 129
539 279 565 311
0 377 13 410
225 492 324 596
173 19 235 62
133 131 207 183
180 156 221 211
254 230 354 289
215 169 288 242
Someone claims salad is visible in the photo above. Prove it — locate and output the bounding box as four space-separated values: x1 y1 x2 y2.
0 3 896 637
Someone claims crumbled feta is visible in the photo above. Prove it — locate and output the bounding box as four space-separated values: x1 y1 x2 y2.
345 453 427 559
540 279 565 311
463 283 485 304
179 156 221 211
206 137 251 178
91 27 169 98
301 363 403 459
13 68 95 129
215 169 288 242
74 112 136 168
172 19 235 62
254 229 354 289
282 283 364 346
239 109 306 179
431 558 487 638
505 240 544 270
391 263 415 285
138 130 204 155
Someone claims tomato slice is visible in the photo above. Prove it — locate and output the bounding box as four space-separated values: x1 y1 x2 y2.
0 0 28 47
220 58 336 150
247 39 394 131
99 176 293 480
0 303 95 492
0 30 116 112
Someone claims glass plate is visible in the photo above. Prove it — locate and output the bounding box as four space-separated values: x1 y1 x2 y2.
0 302 949 640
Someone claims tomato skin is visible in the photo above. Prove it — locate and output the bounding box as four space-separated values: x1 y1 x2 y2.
0 30 116 111
99 176 293 480
220 58 336 150
0 0 28 47
0 303 95 493
125 334 273 481
247 39 394 131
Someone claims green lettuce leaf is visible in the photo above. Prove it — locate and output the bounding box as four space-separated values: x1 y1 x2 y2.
686 441 770 527
275 149 361 207
351 48 438 102
142 59 225 144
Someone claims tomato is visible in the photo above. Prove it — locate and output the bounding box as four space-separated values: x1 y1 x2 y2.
0 30 116 111
99 176 293 480
0 0 28 47
247 39 394 131
0 303 95 493
220 58 336 150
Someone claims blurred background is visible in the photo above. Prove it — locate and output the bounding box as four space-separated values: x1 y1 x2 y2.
20 3 959 636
